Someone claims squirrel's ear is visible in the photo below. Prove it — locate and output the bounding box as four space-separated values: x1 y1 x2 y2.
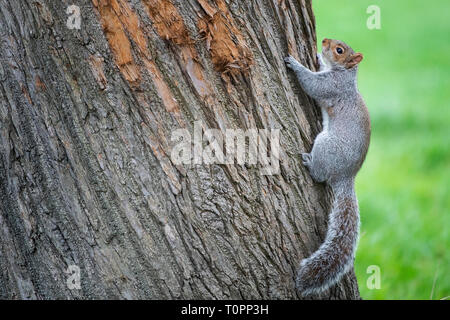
346 53 363 69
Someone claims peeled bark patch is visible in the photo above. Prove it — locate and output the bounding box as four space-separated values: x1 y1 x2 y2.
142 0 213 99
142 0 193 46
197 0 253 75
93 0 141 84
93 0 183 116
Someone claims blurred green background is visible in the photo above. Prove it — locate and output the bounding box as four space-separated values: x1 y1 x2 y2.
313 0 450 299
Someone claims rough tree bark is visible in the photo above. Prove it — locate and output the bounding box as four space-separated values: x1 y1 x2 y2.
0 0 360 299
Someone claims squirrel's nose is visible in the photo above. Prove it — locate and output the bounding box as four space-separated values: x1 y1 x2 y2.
322 38 329 45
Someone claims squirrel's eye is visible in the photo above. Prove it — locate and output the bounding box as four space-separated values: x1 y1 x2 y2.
336 47 343 54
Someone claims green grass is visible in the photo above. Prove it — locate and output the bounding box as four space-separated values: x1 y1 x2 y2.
313 0 450 299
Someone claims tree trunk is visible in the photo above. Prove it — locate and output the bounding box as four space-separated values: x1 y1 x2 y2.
0 0 360 299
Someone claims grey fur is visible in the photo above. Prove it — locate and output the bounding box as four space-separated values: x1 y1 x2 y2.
285 39 371 295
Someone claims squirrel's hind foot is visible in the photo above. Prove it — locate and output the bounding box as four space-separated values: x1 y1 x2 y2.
302 153 327 183
301 153 312 166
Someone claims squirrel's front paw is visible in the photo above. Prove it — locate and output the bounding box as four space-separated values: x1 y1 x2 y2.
316 53 328 71
316 53 325 66
284 55 299 70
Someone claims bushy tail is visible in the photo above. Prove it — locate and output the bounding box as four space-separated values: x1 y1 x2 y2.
296 178 360 296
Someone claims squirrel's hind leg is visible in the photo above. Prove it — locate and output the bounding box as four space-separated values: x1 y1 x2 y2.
303 133 337 183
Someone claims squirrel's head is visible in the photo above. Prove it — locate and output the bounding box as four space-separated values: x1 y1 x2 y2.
321 38 363 70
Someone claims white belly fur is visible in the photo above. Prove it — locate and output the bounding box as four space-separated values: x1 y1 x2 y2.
320 106 329 131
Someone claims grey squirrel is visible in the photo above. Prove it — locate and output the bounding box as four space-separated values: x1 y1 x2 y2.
285 38 371 296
